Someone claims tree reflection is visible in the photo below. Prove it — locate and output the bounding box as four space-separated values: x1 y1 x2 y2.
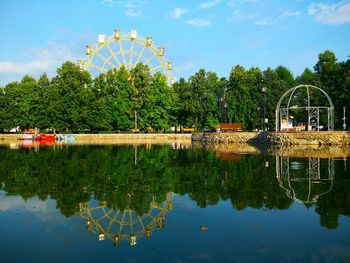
0 145 349 230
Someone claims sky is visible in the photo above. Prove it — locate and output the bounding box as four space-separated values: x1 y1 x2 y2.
0 0 349 86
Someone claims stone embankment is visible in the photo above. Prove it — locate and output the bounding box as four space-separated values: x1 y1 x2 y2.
73 134 191 145
192 132 259 144
0 133 192 145
192 131 350 145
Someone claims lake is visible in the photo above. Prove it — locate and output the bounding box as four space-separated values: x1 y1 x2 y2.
0 143 349 262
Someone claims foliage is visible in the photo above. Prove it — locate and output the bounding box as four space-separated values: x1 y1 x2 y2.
0 50 349 132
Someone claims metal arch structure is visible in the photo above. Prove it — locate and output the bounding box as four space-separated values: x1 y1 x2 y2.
79 193 173 247
275 85 334 132
275 156 334 204
79 28 175 84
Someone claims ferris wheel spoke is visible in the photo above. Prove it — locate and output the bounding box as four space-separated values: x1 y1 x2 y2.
89 63 108 72
118 211 127 237
106 210 119 234
129 40 134 68
104 208 114 219
134 45 145 66
96 51 116 69
118 40 127 66
129 210 133 233
106 44 122 66
137 215 146 233
149 65 164 73
144 53 156 66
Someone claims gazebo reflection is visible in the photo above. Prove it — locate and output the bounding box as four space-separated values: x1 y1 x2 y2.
79 193 173 247
276 156 334 204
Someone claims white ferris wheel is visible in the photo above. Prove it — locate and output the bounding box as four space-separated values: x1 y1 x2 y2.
79 28 175 84
79 193 173 247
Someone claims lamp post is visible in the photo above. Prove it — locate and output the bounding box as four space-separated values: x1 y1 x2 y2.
261 87 266 131
220 88 228 123
343 107 347 130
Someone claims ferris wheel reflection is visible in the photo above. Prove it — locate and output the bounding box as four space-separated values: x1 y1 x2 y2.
276 156 334 204
79 193 173 247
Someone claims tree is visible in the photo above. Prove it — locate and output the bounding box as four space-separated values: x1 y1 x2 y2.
226 65 261 130
314 50 349 129
50 61 92 132
140 72 176 131
110 67 134 130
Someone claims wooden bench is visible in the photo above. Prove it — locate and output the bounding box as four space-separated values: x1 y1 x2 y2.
220 123 243 132
181 128 195 133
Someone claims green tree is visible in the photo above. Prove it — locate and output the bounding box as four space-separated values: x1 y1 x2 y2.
140 72 176 131
110 67 134 130
50 61 92 132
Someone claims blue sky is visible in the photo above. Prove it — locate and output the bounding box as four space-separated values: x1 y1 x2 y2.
0 0 349 86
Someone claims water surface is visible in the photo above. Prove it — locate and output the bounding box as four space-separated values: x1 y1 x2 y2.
0 144 349 262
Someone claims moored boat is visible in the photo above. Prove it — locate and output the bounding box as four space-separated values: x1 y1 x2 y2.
35 134 55 142
20 133 35 140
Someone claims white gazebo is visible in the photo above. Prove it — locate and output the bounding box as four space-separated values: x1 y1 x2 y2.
275 85 334 132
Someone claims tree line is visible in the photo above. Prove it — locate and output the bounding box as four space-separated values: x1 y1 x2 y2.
0 50 349 132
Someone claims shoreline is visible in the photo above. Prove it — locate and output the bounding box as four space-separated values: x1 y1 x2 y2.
192 131 350 145
1 133 349 158
0 133 192 145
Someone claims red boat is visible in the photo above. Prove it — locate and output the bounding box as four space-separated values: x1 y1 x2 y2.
35 134 55 142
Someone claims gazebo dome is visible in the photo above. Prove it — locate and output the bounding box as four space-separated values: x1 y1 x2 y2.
276 156 334 204
275 85 334 132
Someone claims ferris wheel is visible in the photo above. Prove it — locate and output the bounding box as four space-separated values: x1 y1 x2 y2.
79 193 173 247
79 28 175 84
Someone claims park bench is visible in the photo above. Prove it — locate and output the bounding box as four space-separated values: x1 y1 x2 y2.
181 127 195 133
219 123 243 132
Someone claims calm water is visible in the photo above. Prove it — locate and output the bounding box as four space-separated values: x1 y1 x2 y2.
0 143 349 262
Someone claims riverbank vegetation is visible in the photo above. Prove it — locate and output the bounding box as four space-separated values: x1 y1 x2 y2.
0 50 349 132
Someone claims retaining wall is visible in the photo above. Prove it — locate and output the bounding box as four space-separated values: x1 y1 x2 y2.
192 131 350 145
0 133 192 145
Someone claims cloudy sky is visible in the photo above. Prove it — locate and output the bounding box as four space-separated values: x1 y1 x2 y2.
0 0 349 85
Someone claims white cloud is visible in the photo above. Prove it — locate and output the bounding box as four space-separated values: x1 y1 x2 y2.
255 18 275 26
0 41 79 86
227 0 260 6
125 8 140 17
199 0 222 9
0 41 74 75
199 0 218 9
186 18 211 27
170 7 188 19
101 0 146 17
279 10 301 18
101 0 115 7
228 10 258 22
308 1 350 25
0 195 48 212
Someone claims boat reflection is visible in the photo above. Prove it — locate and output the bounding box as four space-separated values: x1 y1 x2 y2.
276 156 334 204
79 193 173 247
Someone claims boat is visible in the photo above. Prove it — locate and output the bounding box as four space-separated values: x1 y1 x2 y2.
19 133 35 140
35 134 55 142
56 134 76 143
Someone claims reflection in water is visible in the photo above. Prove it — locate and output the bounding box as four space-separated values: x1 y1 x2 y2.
0 144 349 263
276 156 334 204
79 193 173 247
0 144 349 232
